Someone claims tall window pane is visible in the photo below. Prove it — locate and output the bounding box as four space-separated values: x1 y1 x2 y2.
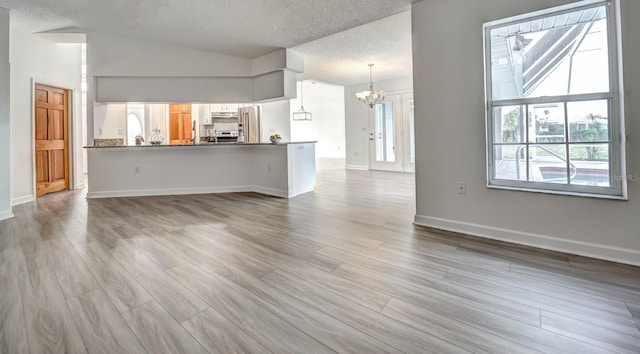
485 0 624 198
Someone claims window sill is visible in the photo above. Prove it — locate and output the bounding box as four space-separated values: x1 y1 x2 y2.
487 183 628 201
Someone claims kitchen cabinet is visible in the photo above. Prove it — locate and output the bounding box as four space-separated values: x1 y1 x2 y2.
201 105 213 125
169 104 192 144
210 103 238 113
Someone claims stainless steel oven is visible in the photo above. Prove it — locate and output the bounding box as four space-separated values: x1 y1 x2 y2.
207 121 238 142
213 130 238 142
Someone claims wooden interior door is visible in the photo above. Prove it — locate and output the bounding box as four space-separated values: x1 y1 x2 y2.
35 84 69 197
169 104 192 144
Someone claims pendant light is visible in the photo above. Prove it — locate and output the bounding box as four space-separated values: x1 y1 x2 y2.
292 80 312 121
355 64 385 108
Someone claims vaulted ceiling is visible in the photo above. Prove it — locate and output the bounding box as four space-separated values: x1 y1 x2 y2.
0 0 415 85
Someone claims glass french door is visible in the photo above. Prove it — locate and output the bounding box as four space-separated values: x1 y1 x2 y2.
402 93 415 173
369 92 414 172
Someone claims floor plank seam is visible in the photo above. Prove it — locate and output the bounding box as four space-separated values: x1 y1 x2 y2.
539 309 542 329
223 283 338 353
17 283 33 354
179 306 211 325
120 298 155 316
379 296 393 313
509 268 640 306
538 323 626 353
454 266 637 313
624 301 639 321
117 302 152 354
445 269 636 326
382 294 521 353
259 270 436 354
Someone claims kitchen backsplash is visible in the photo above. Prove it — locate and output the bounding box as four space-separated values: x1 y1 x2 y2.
94 138 124 147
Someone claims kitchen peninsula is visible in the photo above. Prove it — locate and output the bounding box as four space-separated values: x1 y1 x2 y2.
87 47 309 200
86 141 316 199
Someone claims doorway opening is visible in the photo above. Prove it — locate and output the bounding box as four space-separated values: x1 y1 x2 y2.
369 92 415 173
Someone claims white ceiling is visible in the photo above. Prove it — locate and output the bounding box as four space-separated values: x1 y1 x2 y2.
294 11 412 86
0 0 415 85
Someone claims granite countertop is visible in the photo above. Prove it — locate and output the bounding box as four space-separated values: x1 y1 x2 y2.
85 141 317 149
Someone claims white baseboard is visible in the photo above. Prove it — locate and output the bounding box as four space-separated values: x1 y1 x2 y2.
414 214 640 267
87 185 252 199
12 195 35 206
346 164 369 171
253 186 288 198
86 185 291 199
0 209 13 221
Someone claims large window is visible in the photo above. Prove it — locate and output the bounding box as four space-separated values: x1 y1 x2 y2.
484 0 625 198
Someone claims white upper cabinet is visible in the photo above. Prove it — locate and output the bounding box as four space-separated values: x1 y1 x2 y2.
210 104 238 113
200 104 212 125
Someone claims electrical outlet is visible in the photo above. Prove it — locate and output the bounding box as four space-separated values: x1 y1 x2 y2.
457 182 467 195
118 128 123 135
98 128 103 135
269 127 276 133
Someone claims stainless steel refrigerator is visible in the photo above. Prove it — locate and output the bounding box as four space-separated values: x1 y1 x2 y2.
238 106 261 143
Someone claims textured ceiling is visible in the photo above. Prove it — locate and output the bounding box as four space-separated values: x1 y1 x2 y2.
0 0 415 85
294 11 412 86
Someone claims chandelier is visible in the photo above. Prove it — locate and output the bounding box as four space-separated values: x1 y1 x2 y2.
355 64 385 108
292 80 312 121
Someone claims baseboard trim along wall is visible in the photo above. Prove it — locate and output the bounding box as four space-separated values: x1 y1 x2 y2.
12 195 35 206
414 215 640 267
253 186 289 198
346 165 369 171
0 209 13 221
87 185 288 199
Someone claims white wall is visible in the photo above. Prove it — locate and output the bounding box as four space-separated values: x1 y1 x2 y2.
94 103 126 139
88 31 251 78
412 0 640 265
290 81 346 158
86 31 253 144
0 8 11 220
344 76 413 169
10 26 82 204
261 100 291 142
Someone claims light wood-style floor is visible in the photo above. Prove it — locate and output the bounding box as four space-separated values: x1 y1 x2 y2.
1 159 639 353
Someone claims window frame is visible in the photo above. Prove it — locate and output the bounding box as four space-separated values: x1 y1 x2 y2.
483 0 626 199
